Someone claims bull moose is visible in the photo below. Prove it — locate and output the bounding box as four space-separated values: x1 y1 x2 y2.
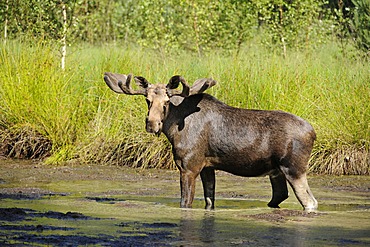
104 72 318 211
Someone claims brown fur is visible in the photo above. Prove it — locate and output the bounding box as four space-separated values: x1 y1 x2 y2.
104 73 318 211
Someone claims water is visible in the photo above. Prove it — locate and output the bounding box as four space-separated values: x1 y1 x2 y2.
0 160 369 246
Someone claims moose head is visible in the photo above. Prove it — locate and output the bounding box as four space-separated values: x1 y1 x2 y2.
104 72 217 135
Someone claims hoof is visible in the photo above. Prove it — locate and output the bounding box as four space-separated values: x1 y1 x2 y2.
267 202 281 208
304 205 318 212
204 197 214 210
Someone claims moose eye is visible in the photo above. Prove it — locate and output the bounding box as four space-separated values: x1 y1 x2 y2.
163 100 170 115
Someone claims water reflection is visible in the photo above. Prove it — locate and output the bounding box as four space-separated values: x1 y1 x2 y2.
177 209 313 246
179 210 216 245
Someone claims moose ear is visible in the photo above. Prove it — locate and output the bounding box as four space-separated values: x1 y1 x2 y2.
190 78 217 95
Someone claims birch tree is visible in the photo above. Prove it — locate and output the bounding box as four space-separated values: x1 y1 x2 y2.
61 1 67 70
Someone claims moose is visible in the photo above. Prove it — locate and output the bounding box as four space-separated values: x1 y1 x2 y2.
104 72 318 211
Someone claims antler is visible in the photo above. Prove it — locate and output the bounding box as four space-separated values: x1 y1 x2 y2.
104 72 147 95
167 76 217 97
189 78 217 95
166 75 190 97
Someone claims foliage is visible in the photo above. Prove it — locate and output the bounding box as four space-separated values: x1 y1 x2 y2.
351 0 370 53
256 0 334 56
1 0 362 55
0 0 62 40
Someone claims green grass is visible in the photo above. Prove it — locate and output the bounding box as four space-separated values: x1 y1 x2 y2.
0 40 369 174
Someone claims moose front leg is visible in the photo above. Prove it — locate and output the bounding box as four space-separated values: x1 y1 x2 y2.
200 167 215 210
180 170 198 208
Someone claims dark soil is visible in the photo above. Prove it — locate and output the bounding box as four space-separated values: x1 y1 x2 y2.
0 206 178 246
246 209 325 223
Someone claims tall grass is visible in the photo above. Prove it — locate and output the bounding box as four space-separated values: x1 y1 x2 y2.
0 40 369 174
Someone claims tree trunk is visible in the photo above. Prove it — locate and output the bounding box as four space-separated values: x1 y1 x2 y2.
4 0 9 44
279 4 286 59
61 2 67 70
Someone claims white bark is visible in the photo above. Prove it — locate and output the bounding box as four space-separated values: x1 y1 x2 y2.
4 0 9 44
61 2 67 70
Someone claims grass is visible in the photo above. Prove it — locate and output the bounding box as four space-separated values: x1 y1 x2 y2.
0 40 369 174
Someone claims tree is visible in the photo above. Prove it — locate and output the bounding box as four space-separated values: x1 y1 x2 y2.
256 0 330 57
3 0 8 44
61 1 67 70
351 0 370 54
0 0 358 55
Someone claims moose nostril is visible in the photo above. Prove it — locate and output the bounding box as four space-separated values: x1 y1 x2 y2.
146 120 163 134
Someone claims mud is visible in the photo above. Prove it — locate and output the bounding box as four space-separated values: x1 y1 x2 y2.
0 207 175 246
0 159 369 246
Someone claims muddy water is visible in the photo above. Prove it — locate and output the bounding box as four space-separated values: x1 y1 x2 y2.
0 160 369 246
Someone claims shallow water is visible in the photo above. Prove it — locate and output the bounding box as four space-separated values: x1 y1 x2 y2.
0 159 369 246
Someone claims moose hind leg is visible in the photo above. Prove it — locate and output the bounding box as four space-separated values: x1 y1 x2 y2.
200 167 216 210
285 173 318 211
268 171 288 208
279 141 318 211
